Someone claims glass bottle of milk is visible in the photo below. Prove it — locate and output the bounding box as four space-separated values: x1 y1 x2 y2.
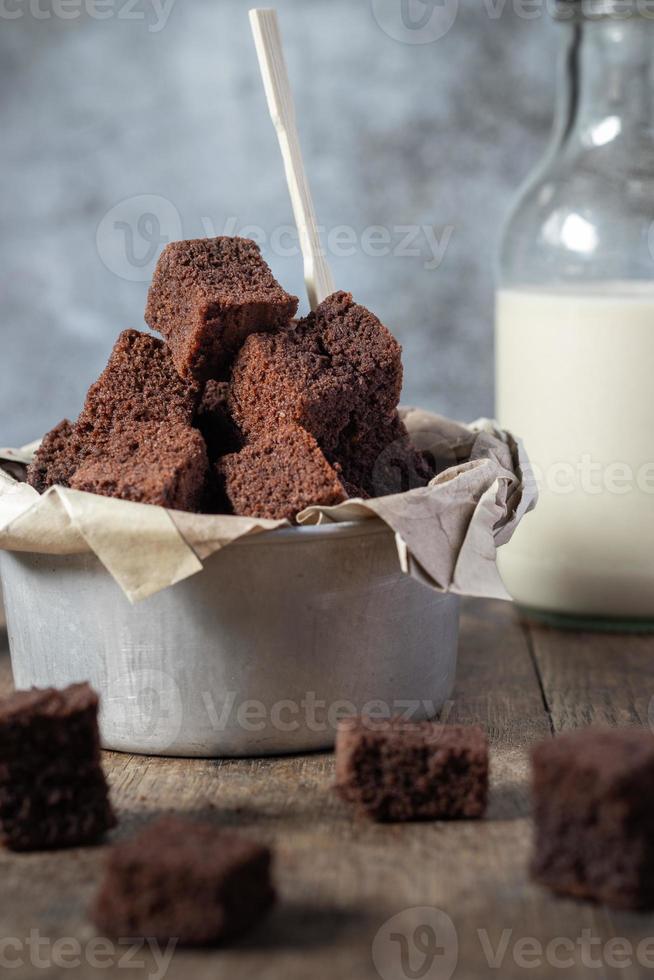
496 1 654 628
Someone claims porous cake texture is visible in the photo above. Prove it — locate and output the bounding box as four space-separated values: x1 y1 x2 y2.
26 419 81 494
145 237 298 381
217 423 347 521
76 328 201 436
229 290 403 455
91 816 275 944
28 330 207 511
531 727 654 909
335 717 489 822
0 683 116 851
70 421 208 510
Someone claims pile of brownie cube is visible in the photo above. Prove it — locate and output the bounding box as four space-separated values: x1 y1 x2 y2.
27 238 430 520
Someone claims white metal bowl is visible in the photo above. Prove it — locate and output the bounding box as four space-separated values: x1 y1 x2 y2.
0 520 459 757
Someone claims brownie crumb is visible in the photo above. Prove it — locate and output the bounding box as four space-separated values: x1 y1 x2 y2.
91 815 274 945
145 237 298 381
0 683 116 851
531 727 654 909
217 423 347 521
335 717 489 822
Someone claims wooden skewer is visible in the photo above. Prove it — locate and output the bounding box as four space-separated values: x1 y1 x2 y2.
249 8 335 310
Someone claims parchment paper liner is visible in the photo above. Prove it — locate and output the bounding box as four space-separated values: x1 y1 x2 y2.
0 408 536 604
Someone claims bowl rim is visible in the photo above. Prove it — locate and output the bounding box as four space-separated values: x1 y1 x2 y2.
234 516 390 547
0 517 392 565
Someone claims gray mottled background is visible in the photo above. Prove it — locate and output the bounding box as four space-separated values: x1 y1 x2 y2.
1 0 558 446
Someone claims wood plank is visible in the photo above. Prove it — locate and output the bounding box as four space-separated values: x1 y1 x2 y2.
526 618 654 978
0 599 652 979
528 621 654 730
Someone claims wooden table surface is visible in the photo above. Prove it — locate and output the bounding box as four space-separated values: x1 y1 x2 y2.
1 598 654 980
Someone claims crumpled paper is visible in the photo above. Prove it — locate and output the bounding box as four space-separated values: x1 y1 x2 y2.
0 408 536 604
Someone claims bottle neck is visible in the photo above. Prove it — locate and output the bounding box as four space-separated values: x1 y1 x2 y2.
554 16 654 148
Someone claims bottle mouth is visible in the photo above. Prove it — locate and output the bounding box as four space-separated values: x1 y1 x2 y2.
553 0 650 19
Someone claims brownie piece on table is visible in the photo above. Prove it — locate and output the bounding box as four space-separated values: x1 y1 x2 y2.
91 816 275 945
0 683 116 851
335 717 489 822
145 237 298 381
531 728 654 909
195 380 243 462
217 423 346 521
229 291 403 455
70 422 208 511
26 419 82 492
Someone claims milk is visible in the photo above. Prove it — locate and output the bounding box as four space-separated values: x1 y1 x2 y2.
495 283 654 619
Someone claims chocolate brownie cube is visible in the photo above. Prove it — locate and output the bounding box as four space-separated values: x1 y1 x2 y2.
217 423 346 521
27 419 81 492
531 727 654 909
70 421 208 511
0 683 102 771
229 291 403 455
0 683 116 851
145 237 298 381
91 816 275 945
0 769 116 853
76 329 201 439
335 718 489 822
28 331 208 509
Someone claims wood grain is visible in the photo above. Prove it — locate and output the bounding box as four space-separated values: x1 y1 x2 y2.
0 599 653 980
528 621 654 730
